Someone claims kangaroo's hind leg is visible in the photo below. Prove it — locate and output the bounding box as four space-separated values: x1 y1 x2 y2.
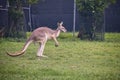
37 40 47 58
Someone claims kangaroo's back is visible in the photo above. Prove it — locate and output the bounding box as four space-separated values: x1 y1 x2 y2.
30 27 56 41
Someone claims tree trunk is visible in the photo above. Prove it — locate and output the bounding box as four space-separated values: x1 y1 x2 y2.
4 0 26 39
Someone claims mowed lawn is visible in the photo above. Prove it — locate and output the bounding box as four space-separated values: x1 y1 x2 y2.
0 33 120 80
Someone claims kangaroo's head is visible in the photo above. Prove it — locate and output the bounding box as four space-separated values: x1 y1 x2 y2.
57 22 67 32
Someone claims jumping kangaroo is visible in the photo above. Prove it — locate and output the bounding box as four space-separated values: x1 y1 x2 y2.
7 22 67 58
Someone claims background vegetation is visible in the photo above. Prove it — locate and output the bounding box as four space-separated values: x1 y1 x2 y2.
3 0 39 38
0 33 120 80
76 0 116 40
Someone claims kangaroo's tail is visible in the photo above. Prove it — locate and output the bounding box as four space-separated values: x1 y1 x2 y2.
6 39 33 57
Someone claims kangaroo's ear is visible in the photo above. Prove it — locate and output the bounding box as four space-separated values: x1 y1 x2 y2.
57 21 63 26
57 22 60 26
60 21 63 25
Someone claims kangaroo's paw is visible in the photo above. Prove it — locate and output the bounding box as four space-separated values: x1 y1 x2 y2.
37 55 48 59
41 55 48 58
55 44 59 47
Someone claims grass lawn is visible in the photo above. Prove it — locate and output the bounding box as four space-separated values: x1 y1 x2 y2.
0 33 120 80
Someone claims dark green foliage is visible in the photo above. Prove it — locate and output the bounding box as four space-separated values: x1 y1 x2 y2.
5 0 26 38
76 0 116 40
76 0 116 15
4 0 40 39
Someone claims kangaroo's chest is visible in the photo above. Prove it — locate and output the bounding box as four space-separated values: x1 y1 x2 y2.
45 32 55 40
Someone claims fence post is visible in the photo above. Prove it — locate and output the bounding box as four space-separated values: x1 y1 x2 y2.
73 0 76 38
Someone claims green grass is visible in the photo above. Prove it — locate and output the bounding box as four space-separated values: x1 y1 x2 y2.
0 33 120 80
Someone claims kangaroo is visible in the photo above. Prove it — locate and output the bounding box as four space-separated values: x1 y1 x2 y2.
7 22 67 58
